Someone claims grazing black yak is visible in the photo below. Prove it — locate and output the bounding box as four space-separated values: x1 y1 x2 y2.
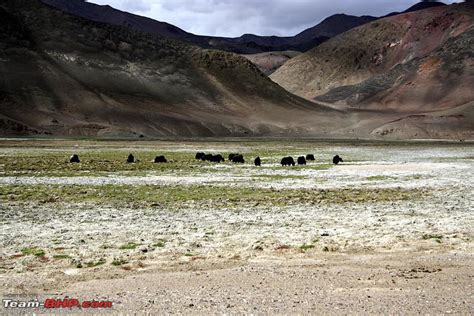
281 156 295 166
254 157 261 166
201 154 224 162
306 154 315 161
297 156 307 165
232 154 245 164
69 154 80 163
195 152 205 160
154 156 167 163
333 155 343 165
127 153 135 163
228 153 239 161
202 154 213 161
210 154 225 163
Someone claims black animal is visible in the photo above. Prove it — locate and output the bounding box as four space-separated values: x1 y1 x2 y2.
306 154 315 161
127 153 135 163
281 156 295 166
228 153 239 161
69 154 80 163
206 154 224 163
232 154 245 164
333 155 344 165
213 154 225 162
297 156 307 165
195 152 205 160
201 154 212 161
154 156 167 163
254 157 261 166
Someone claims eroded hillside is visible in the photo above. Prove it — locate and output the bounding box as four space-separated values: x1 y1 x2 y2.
0 0 343 137
271 3 474 112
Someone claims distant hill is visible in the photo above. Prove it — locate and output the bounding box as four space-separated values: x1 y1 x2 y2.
40 0 377 53
1 0 471 140
0 0 346 137
385 1 446 17
242 51 301 75
271 3 474 139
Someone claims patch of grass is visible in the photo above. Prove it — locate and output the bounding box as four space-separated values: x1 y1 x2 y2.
252 174 306 180
366 175 394 181
404 174 424 180
85 258 106 268
299 244 315 251
152 240 166 248
184 253 195 257
306 164 333 171
21 247 45 257
111 258 128 266
0 184 430 207
422 234 443 242
119 242 139 250
0 150 204 177
52 254 70 260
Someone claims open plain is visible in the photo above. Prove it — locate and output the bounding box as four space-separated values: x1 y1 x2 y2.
0 139 472 313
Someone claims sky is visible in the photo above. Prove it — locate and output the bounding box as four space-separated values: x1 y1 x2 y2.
87 0 460 37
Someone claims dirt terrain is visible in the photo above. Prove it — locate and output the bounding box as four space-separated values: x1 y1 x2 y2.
0 139 472 313
242 51 301 75
272 3 474 109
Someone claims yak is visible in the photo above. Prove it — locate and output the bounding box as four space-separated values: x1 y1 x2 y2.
127 153 135 163
281 156 295 166
69 154 80 163
195 152 205 160
254 157 261 166
306 154 315 161
297 156 307 165
207 154 224 163
202 154 213 161
212 154 225 162
228 153 239 161
232 154 245 164
333 155 344 165
154 155 167 163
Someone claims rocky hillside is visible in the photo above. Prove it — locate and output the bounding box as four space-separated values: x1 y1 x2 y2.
0 0 344 137
40 0 378 53
272 2 474 112
271 3 474 139
241 51 301 75
1 0 471 140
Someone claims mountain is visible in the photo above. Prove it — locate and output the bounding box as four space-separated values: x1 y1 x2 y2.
385 1 446 17
242 51 301 75
0 0 345 137
289 14 377 46
271 3 474 138
40 0 377 54
1 0 471 140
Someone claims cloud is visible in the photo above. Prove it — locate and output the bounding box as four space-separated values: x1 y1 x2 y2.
121 0 151 13
87 0 460 37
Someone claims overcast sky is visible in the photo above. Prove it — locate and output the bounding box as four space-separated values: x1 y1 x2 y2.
87 0 460 37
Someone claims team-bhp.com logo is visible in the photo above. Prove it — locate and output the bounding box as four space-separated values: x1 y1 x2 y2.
3 297 113 309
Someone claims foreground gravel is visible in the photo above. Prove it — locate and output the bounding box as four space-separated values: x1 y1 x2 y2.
0 141 472 313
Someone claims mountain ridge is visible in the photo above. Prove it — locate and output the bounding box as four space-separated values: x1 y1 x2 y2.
270 2 474 139
41 0 443 54
0 0 347 138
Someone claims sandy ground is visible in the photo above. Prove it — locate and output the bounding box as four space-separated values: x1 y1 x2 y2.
0 140 473 314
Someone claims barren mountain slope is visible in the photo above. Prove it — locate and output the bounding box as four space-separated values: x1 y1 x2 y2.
0 0 342 137
242 51 301 75
271 3 474 113
40 0 377 54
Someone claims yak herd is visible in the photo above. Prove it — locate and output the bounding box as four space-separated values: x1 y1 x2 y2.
69 152 344 166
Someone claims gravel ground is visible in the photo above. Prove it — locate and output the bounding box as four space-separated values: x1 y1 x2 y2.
0 140 472 313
